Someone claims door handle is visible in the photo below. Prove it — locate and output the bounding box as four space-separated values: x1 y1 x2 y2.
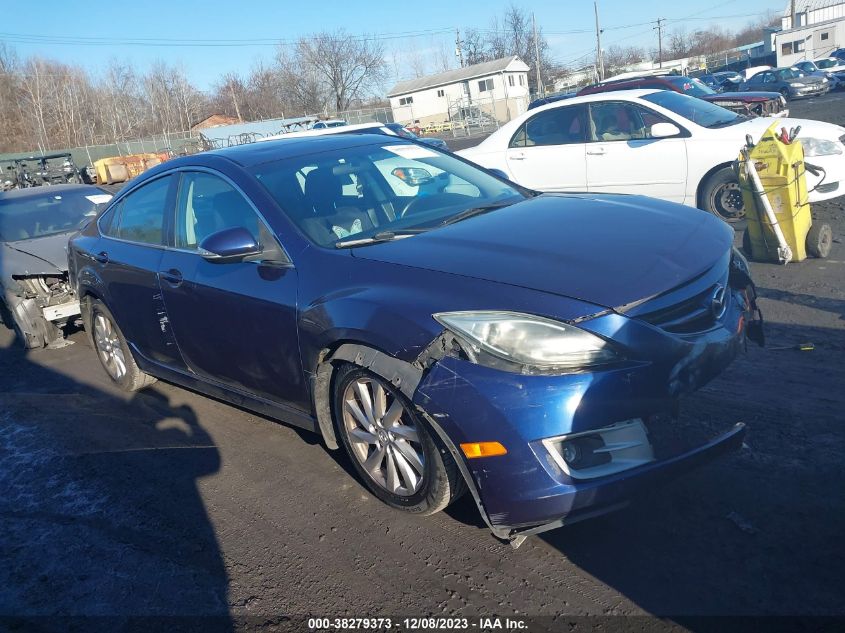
159 268 183 287
586 147 606 155
508 153 526 160
94 251 109 264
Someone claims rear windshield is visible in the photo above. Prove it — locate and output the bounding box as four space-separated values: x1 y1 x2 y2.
0 189 111 242
665 77 715 97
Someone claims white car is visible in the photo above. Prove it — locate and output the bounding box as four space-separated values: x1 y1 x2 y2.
311 119 348 129
458 89 845 221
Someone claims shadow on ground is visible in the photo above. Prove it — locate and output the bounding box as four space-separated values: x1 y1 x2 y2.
0 329 232 630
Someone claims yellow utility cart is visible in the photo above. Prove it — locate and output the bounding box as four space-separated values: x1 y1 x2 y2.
737 122 832 264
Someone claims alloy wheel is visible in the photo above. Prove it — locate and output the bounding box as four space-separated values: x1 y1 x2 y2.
93 312 127 381
341 377 425 496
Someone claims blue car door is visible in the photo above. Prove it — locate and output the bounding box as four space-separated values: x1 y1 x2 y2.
156 169 307 411
96 173 185 368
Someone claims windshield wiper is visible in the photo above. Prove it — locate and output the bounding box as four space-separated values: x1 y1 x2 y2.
335 229 426 249
440 201 515 227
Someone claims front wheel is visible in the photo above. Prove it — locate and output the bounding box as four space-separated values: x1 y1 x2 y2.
88 298 156 391
333 364 464 515
700 167 746 222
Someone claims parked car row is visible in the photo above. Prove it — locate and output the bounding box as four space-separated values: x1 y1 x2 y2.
576 72 790 117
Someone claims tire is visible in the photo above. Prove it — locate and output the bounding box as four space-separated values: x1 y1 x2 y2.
779 88 790 101
700 167 746 222
332 363 464 515
87 298 156 391
806 222 832 258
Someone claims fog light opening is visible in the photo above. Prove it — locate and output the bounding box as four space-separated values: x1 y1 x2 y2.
560 436 611 470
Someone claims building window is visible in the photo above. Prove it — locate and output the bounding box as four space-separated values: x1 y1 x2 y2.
794 40 805 52
508 75 515 87
478 78 494 92
436 89 445 97
519 75 526 86
781 43 792 56
399 96 413 106
821 32 829 41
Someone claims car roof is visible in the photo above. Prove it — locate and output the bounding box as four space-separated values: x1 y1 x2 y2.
0 184 101 201
176 133 413 169
260 122 392 142
532 88 663 112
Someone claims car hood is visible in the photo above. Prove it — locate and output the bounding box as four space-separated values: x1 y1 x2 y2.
704 91 782 102
1 232 72 277
788 75 825 85
351 194 733 310
725 115 845 142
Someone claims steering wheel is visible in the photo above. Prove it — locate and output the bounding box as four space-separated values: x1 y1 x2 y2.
398 195 429 218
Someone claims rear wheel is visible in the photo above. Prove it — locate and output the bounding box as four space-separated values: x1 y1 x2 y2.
700 167 745 222
333 363 464 515
806 222 832 258
88 298 156 391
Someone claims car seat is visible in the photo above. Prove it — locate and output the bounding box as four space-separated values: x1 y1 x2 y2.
301 167 375 244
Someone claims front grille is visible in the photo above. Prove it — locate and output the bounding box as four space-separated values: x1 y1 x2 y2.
639 284 724 333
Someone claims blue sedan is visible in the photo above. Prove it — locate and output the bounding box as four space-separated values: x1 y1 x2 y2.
68 134 761 544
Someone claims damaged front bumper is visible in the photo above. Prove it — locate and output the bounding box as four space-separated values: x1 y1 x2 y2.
412 287 753 541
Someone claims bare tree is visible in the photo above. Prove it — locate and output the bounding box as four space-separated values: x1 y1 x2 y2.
291 30 387 113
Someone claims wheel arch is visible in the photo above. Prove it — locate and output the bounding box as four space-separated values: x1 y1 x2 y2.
312 338 506 540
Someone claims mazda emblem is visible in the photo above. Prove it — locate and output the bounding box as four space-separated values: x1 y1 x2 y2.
710 285 727 319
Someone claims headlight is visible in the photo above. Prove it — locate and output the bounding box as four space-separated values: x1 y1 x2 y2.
802 137 844 156
433 311 620 374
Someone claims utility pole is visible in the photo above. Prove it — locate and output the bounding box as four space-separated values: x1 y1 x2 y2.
532 13 543 96
654 18 666 68
455 29 464 68
594 2 604 81
229 83 243 123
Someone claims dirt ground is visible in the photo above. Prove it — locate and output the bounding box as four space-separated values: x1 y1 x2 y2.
1 93 843 631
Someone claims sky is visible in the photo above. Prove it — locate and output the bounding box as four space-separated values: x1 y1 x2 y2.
3 0 786 91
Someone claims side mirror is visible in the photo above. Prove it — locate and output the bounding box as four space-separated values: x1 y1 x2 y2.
650 122 681 139
391 166 433 186
199 226 261 263
487 168 510 180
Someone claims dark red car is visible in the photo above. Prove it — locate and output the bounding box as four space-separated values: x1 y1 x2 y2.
577 74 788 117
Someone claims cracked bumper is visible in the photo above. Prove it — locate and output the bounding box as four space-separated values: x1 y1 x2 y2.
413 296 750 532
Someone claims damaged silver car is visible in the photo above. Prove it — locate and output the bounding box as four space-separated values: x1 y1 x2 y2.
0 184 112 348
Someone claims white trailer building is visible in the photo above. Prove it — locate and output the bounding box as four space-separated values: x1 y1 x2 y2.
387 56 530 127
775 0 845 65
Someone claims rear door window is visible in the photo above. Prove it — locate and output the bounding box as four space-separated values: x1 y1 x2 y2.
111 175 173 245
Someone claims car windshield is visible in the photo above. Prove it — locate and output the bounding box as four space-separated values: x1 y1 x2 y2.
253 141 525 248
0 189 110 242
640 90 741 128
666 76 715 97
776 68 800 80
816 59 837 69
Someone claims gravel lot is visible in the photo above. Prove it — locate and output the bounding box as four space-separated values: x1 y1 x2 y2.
1 93 844 630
